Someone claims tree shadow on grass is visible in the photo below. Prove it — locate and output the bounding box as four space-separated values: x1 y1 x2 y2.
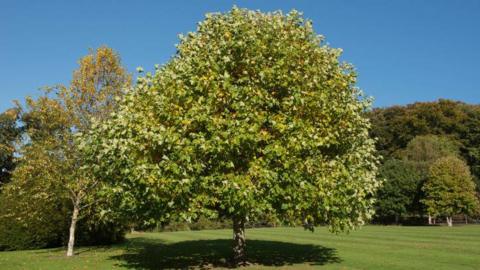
32 245 115 258
111 237 340 269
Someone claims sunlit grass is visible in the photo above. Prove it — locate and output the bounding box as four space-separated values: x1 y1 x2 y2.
1 225 479 269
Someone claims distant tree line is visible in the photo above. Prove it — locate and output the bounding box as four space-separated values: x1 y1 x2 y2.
368 100 480 224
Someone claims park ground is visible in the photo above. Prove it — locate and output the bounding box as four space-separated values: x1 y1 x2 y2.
0 225 479 269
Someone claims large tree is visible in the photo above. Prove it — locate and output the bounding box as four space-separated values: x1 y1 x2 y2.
83 8 380 264
422 156 479 226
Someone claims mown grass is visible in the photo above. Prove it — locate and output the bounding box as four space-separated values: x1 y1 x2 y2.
0 225 479 269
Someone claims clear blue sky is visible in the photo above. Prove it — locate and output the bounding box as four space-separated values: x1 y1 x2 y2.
1 0 479 112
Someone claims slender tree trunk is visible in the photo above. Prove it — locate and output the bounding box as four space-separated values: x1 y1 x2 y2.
428 215 432 225
446 216 452 227
394 215 399 225
232 216 246 266
67 201 80 257
465 215 468 224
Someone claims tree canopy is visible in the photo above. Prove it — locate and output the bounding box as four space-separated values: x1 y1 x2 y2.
82 8 380 263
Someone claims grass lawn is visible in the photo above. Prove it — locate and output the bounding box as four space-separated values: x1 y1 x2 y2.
0 225 479 269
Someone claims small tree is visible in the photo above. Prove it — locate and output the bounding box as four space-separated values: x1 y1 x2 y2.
422 156 479 226
59 46 130 257
83 8 380 265
10 46 130 256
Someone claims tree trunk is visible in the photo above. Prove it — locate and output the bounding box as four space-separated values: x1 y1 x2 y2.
465 215 468 224
394 215 399 225
232 216 246 266
446 216 452 227
67 202 80 257
428 215 432 225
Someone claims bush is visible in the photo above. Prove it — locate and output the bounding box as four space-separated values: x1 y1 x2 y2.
0 208 127 251
0 183 69 250
0 181 127 251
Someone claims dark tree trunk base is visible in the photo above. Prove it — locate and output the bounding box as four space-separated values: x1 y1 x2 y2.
232 216 246 266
